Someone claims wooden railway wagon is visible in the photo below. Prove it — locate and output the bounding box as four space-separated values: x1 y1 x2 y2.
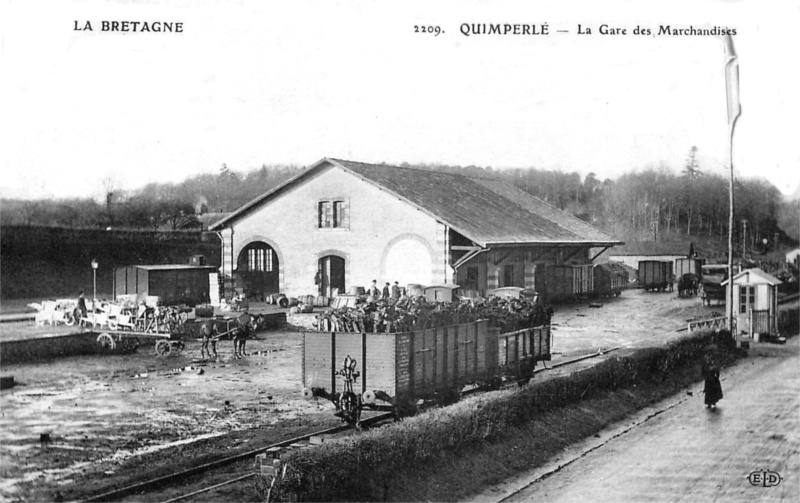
114 264 218 306
544 264 594 303
638 260 674 292
593 262 629 297
302 320 551 425
675 257 705 280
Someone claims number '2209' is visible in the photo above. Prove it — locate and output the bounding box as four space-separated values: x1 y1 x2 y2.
415 25 442 36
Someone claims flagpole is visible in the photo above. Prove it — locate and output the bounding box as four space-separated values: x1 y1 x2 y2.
723 34 741 342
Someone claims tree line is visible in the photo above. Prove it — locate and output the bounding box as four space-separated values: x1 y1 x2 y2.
2 150 797 247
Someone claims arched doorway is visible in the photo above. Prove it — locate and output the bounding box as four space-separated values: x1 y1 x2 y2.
236 242 280 300
383 236 433 286
318 255 345 297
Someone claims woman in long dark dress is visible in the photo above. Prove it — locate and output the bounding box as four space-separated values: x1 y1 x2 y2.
702 356 723 408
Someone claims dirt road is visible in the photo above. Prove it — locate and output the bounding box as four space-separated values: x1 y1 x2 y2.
493 339 799 503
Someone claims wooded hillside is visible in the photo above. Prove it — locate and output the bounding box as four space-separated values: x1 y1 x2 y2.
2 152 797 249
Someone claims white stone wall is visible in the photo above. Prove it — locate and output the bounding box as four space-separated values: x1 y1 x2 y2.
220 164 445 298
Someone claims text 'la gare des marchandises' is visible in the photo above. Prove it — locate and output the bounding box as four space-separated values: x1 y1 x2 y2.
458 23 737 36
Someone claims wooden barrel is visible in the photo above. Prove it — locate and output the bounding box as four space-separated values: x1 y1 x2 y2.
314 296 329 307
300 294 315 305
353 287 366 296
277 295 289 308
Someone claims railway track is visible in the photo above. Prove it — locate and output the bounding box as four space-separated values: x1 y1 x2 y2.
81 348 617 502
82 412 395 503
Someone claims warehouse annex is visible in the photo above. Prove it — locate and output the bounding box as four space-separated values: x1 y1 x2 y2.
209 158 622 302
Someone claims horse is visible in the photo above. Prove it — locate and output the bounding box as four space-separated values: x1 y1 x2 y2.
230 312 256 359
198 312 265 360
677 273 699 298
198 318 220 359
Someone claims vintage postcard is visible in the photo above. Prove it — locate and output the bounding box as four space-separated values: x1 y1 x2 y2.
1 1 798 501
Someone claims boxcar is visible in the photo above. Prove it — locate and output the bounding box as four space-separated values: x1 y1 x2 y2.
113 264 218 306
638 260 673 292
675 258 705 280
594 262 629 297
545 264 594 303
302 320 551 424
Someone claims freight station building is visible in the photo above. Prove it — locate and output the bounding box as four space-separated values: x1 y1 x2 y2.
209 158 622 303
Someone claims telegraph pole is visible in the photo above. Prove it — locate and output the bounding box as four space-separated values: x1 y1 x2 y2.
742 219 748 261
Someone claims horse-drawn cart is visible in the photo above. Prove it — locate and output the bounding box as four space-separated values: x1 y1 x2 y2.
92 304 193 356
94 329 182 355
95 312 263 358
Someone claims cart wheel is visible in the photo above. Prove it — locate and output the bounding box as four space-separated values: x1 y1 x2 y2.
64 312 76 326
155 340 172 356
97 333 116 351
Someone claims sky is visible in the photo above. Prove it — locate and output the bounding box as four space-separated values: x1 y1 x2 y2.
1 0 799 201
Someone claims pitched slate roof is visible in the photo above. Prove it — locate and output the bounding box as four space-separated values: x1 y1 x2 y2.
211 158 621 248
721 268 783 286
133 264 218 271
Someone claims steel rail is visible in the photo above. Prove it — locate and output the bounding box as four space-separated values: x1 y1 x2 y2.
82 412 393 503
536 347 619 372
83 350 617 502
160 473 256 503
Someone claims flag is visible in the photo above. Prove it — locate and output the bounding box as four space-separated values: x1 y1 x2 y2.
723 34 741 127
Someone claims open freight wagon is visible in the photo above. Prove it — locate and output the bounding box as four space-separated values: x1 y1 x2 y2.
593 262 629 297
302 319 551 426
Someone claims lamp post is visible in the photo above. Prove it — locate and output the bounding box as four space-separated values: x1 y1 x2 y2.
91 259 98 303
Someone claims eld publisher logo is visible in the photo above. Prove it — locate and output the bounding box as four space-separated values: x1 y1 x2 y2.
748 470 782 487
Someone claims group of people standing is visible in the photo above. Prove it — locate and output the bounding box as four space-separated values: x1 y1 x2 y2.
367 280 403 301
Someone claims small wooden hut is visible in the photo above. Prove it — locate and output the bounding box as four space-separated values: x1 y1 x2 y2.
722 268 782 339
